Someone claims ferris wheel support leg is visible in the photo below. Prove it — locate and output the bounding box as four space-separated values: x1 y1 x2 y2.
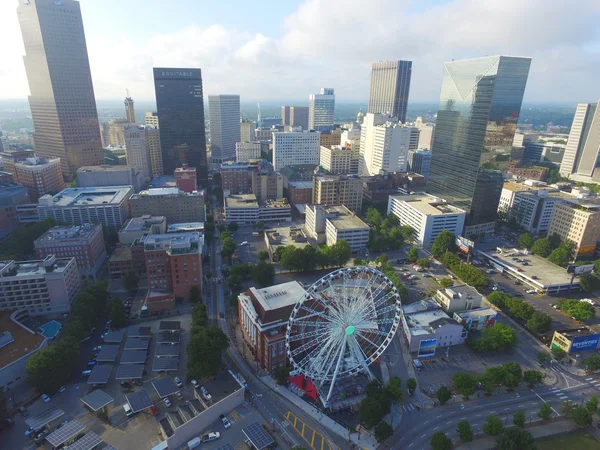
326 334 348 403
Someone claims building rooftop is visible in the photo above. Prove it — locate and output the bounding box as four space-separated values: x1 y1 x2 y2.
35 223 100 244
225 194 259 208
502 181 548 193
40 186 132 207
555 327 598 339
109 246 131 262
437 284 483 302
77 165 136 173
121 216 166 233
288 181 313 189
559 197 600 211
265 226 308 251
149 176 177 188
15 157 59 168
321 205 369 230
132 188 205 198
0 256 74 278
141 232 202 255
390 193 465 216
454 307 497 319
250 281 305 312
0 312 45 369
314 174 361 182
402 299 460 336
167 222 204 233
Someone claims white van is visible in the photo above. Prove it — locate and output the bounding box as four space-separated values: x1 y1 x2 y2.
187 437 201 449
123 403 133 418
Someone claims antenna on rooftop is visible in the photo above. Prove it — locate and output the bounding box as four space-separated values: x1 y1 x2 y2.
126 88 130 98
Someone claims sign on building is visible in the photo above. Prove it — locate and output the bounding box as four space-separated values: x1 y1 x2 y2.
417 338 437 358
570 333 600 353
455 236 475 254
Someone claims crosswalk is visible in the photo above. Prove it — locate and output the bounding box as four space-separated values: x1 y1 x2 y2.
401 402 419 412
550 387 570 401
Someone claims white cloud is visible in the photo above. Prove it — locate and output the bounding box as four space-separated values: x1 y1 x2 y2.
0 0 598 103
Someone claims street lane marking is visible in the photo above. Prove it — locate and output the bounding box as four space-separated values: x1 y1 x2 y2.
446 421 452 424
586 377 593 380
476 414 481 417
504 408 510 411
434 426 439 430
421 434 426 438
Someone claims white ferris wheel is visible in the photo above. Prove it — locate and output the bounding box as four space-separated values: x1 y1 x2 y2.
285 266 402 406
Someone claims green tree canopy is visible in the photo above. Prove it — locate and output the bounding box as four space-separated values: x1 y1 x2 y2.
523 370 544 386
107 299 127 329
452 372 477 398
548 247 571 267
252 261 276 287
186 326 229 378
384 377 403 403
437 385 452 405
531 238 551 257
274 365 291 385
431 230 457 258
366 208 382 227
122 268 139 294
527 312 552 334
538 402 552 420
517 233 534 250
227 222 239 232
513 410 526 427
471 323 518 352
496 427 536 450
408 247 419 262
537 352 550 365
456 420 473 442
257 250 269 261
406 377 417 394
439 278 453 288
417 258 431 269
585 355 600 371
551 346 567 361
483 415 504 436
586 395 598 412
374 421 393 443
189 286 202 304
572 405 593 427
430 431 452 450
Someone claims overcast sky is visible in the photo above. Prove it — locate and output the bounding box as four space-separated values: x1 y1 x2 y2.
0 0 598 103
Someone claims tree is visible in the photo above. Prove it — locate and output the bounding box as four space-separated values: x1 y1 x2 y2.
551 346 566 361
586 355 600 371
439 278 453 288
595 259 600 274
538 402 552 420
384 377 403 403
431 230 457 258
107 299 127 329
227 222 239 232
366 208 382 227
408 247 419 263
274 365 291 385
417 258 430 269
537 352 550 365
496 427 536 450
257 251 269 261
252 261 275 287
406 377 417 394
0 389 8 430
254 221 265 230
191 304 208 327
513 410 526 428
186 326 229 378
571 301 596 321
548 247 571 267
488 291 509 308
456 420 473 442
26 336 80 394
328 240 352 267
527 312 552 334
532 238 551 257
579 274 600 292
586 395 598 412
483 415 504 436
374 421 393 443
452 372 477 398
375 253 389 265
189 286 202 304
471 323 518 352
437 385 452 405
517 233 534 250
430 431 452 450
122 268 139 294
221 237 237 260
561 400 575 417
359 397 387 429
572 405 593 427
523 370 544 387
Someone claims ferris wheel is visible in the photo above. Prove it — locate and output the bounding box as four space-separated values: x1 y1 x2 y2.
285 266 402 405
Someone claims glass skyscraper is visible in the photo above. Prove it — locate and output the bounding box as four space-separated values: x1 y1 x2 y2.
427 56 531 235
368 60 412 123
153 68 208 186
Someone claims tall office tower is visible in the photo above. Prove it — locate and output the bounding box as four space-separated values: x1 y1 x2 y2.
153 68 208 186
309 88 335 132
408 149 432 183
359 113 419 176
124 92 135 123
17 0 104 179
124 124 153 182
146 125 163 178
281 106 309 130
281 106 291 126
560 101 600 182
272 130 320 170
240 119 256 142
427 56 531 237
208 95 241 163
368 61 412 123
0 131 8 152
145 111 159 128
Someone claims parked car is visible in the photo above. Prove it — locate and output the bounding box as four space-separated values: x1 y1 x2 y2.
24 427 36 437
41 394 51 403
191 379 199 389
56 420 68 430
220 414 231 429
151 405 159 416
81 370 92 376
19 406 30 417
35 429 51 445
201 432 221 443
120 381 132 388
58 386 66 393
87 361 96 367
200 386 212 401
93 346 102 352
163 397 172 407
176 391 183 400
174 377 183 388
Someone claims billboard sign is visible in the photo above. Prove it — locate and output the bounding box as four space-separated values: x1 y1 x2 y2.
418 338 437 358
567 264 595 275
455 236 475 254
570 333 600 353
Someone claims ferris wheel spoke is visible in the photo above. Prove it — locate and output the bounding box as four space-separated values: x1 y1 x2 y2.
287 326 333 343
376 304 399 316
310 333 344 380
372 290 397 310
290 337 321 358
354 331 382 353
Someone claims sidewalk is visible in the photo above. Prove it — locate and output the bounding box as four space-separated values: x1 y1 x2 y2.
261 375 379 450
455 417 581 449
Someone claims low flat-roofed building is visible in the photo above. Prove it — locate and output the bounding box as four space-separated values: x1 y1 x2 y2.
551 327 600 354
453 307 497 331
76 165 144 193
387 193 466 247
143 290 176 315
34 223 106 281
167 222 204 234
401 298 467 354
304 204 369 251
238 281 305 372
149 175 177 189
119 215 167 245
434 284 483 313
130 188 206 224
287 180 313 206
14 157 64 201
0 256 81 315
37 186 133 231
0 311 47 390
225 194 258 224
0 182 31 234
264 226 309 261
259 198 292 223
108 246 145 279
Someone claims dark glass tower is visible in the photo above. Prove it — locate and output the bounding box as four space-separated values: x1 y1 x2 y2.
427 56 531 234
153 68 208 186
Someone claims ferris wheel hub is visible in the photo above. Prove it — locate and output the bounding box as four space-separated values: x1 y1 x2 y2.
345 325 355 335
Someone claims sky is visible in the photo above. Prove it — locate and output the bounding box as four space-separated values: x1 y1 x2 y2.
0 0 598 104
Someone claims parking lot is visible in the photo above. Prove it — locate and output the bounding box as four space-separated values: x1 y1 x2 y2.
229 227 269 265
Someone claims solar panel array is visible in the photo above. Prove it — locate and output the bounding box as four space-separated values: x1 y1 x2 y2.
157 333 179 344
120 350 147 364
115 364 144 379
127 326 151 338
126 390 153 413
64 431 103 450
80 389 114 411
103 446 118 450
215 444 235 450
152 377 179 398
46 420 85 446
25 406 64 430
243 422 275 450
155 344 179 357
152 357 179 371
87 365 112 385
96 345 119 362
158 321 181 331
124 337 150 350
103 330 125 343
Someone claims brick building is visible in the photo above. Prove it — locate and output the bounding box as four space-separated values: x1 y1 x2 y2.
14 157 65 201
506 160 549 181
174 164 197 193
287 181 313 206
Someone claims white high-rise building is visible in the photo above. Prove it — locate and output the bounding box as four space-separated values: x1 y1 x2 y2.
415 116 435 150
359 113 419 176
209 95 241 163
144 112 159 128
124 124 155 182
272 130 320 170
309 88 335 131
236 142 262 163
560 101 600 181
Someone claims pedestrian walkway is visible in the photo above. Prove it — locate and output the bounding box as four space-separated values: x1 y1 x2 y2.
400 402 419 413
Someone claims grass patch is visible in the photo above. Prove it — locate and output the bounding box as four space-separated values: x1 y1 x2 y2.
536 430 600 450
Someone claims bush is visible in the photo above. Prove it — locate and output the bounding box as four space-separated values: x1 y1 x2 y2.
408 247 419 262
437 385 452 405
471 323 517 352
439 278 453 288
483 415 504 436
374 421 393 443
430 431 452 450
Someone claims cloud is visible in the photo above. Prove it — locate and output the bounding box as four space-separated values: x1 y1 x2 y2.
0 0 598 103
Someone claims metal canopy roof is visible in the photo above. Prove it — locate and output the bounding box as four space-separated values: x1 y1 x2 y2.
152 357 179 372
87 365 113 385
80 389 114 411
126 390 153 413
159 321 181 331
242 422 275 450
124 337 150 350
154 344 179 357
103 446 118 450
103 329 126 343
25 406 65 430
46 420 86 446
64 431 103 450
128 326 152 338
115 364 144 379
157 333 180 344
120 349 147 364
151 377 179 398
215 444 235 450
96 345 119 362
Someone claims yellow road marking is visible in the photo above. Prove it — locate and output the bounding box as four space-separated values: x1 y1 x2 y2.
311 431 315 447
285 411 339 450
